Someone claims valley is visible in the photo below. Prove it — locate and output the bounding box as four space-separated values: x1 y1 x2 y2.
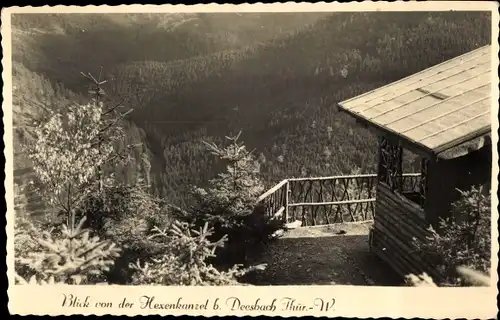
11 11 492 213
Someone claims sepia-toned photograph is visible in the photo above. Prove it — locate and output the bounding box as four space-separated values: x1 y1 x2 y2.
3 2 499 318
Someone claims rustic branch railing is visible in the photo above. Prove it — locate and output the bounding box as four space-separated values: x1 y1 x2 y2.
288 174 377 226
400 173 422 195
257 179 288 219
257 173 421 226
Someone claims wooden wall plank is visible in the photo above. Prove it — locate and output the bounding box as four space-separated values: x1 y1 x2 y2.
372 182 446 283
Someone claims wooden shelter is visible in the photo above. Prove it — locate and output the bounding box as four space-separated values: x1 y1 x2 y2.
337 45 494 281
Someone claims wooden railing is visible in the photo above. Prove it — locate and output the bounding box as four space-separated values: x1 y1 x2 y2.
257 179 289 220
257 173 421 226
287 174 377 226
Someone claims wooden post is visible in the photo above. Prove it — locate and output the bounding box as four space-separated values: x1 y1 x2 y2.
285 180 290 223
377 136 386 183
397 144 403 194
419 158 428 208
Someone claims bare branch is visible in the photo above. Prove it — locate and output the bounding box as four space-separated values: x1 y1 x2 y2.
101 98 127 116
98 109 133 134
97 66 103 83
87 72 99 84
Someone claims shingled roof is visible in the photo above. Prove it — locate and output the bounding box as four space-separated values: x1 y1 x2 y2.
338 45 494 158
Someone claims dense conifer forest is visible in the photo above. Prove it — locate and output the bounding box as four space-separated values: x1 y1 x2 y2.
12 11 491 210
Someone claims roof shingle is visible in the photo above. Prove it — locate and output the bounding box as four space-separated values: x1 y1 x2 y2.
338 45 494 157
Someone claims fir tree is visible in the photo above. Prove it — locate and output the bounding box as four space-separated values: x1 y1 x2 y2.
129 221 260 286
182 132 284 269
190 131 265 225
23 69 137 231
15 216 121 285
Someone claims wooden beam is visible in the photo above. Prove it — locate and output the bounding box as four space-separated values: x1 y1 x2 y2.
434 125 491 154
288 174 376 182
336 102 435 159
355 118 369 128
288 198 376 207
257 179 288 203
377 182 427 221
288 173 418 182
272 206 285 218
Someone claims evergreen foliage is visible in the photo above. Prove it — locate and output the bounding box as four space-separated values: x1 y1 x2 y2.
23 101 120 229
129 221 258 285
15 70 269 286
181 133 285 268
78 180 172 283
12 11 491 209
191 132 265 224
14 214 43 280
406 267 491 287
15 216 121 285
413 186 491 286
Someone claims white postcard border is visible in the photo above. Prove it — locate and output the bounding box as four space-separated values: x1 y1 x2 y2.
3 2 499 318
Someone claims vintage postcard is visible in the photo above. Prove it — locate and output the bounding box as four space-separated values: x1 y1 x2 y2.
3 1 499 318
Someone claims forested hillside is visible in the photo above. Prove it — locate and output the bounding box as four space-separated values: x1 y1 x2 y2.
114 11 492 204
12 11 492 210
12 12 328 92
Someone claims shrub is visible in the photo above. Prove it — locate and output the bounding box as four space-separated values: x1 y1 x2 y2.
413 185 491 286
129 221 262 285
22 69 142 231
181 132 285 268
77 180 172 283
23 101 124 231
15 217 121 285
406 267 490 287
14 214 44 280
405 272 437 287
